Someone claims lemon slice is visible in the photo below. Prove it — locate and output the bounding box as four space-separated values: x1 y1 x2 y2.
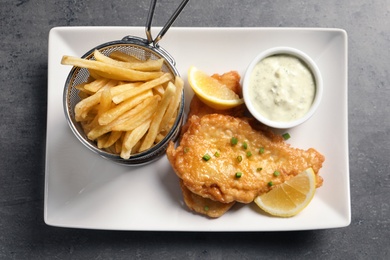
188 66 244 110
254 168 317 217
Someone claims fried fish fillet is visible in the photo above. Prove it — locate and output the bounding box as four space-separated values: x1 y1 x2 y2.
174 71 244 217
167 114 325 204
179 180 235 218
211 71 242 98
181 71 246 136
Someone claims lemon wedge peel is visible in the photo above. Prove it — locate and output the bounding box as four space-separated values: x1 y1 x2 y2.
254 168 317 217
188 66 244 110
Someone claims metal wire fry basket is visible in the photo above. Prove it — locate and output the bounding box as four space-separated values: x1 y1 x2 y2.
63 0 189 165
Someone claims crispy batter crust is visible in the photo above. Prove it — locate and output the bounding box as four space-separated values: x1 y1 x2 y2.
179 180 235 218
167 114 324 204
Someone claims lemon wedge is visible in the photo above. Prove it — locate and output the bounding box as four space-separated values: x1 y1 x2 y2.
254 168 317 217
187 66 244 110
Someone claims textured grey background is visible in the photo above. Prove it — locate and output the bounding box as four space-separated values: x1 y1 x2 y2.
1 0 389 259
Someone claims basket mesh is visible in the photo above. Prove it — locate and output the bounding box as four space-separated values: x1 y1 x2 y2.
63 43 181 164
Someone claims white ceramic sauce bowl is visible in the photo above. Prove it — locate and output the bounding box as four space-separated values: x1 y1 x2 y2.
242 47 323 129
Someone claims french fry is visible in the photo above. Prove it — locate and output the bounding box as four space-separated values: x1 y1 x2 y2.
61 55 163 81
139 82 176 151
124 120 151 150
131 139 143 154
74 83 95 98
109 50 143 62
111 96 159 132
87 95 159 140
98 90 153 125
88 69 103 80
78 90 90 100
152 85 165 97
159 76 184 132
120 133 132 160
112 73 172 104
110 82 140 96
74 83 90 94
94 49 164 72
86 121 113 141
113 95 158 125
102 131 122 148
98 87 112 114
74 81 138 121
155 133 165 143
97 134 109 149
84 78 110 92
114 133 124 154
120 120 151 159
87 86 113 130
75 91 102 121
82 105 99 122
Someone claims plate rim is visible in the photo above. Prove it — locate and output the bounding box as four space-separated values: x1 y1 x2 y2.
45 26 350 231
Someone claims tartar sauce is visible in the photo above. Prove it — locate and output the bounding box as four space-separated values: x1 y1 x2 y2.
248 54 315 122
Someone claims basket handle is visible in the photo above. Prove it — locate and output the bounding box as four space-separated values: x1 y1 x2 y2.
145 0 190 46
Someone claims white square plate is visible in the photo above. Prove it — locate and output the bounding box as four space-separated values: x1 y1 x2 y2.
45 27 350 231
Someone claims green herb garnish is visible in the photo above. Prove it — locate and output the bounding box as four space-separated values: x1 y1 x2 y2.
259 147 265 154
202 154 211 161
282 133 291 140
231 137 238 145
273 170 280 177
235 172 243 178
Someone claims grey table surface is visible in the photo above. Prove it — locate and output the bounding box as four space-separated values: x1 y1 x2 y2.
1 0 389 259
